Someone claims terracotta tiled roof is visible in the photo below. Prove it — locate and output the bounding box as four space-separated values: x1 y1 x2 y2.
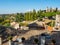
47 26 53 32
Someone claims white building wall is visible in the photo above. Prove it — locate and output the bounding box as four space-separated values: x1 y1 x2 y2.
55 14 60 30
55 15 60 27
0 37 2 45
14 24 19 29
10 22 19 29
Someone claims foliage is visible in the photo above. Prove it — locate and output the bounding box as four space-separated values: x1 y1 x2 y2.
20 22 28 26
0 17 4 23
16 13 24 22
34 38 38 43
0 9 60 26
47 20 55 27
7 36 12 40
3 23 10 27
42 12 56 17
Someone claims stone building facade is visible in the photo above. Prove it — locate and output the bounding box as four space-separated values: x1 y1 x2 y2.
55 14 60 30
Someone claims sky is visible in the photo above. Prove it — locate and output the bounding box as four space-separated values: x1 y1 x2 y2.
0 0 60 14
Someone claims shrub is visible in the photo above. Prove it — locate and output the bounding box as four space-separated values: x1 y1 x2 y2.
34 38 38 43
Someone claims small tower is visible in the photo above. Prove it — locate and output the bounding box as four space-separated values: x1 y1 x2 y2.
46 7 50 12
50 7 53 12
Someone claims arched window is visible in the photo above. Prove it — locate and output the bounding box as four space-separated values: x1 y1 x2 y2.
21 37 25 42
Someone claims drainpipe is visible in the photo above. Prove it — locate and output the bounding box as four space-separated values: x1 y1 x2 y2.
41 36 45 45
9 40 11 45
0 36 2 45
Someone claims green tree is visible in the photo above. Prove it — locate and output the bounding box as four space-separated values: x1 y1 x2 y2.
24 12 29 21
42 12 56 17
0 17 4 23
16 13 24 22
32 9 37 20
37 10 43 20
